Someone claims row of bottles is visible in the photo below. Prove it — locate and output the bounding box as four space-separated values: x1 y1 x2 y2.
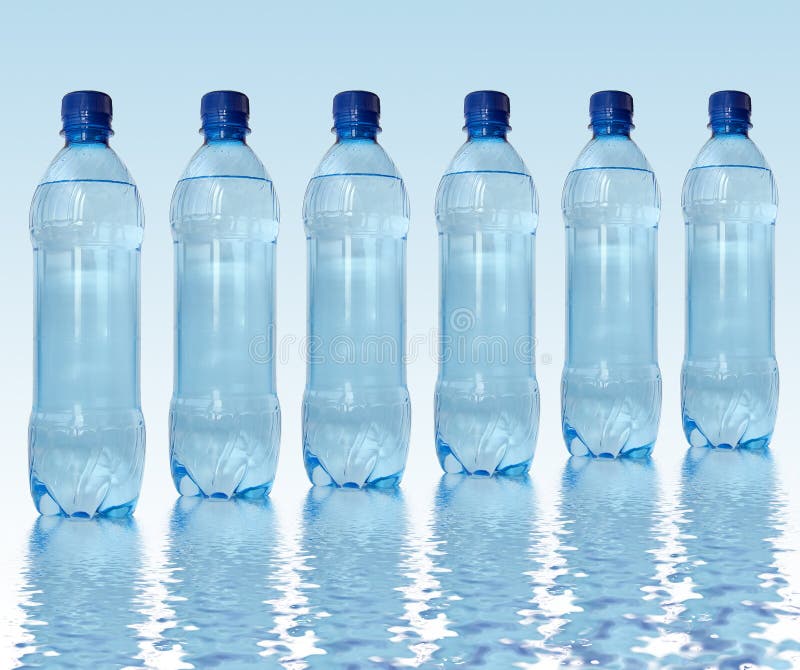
28 88 777 517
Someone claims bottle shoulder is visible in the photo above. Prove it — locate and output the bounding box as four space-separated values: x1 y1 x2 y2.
690 133 770 170
563 135 660 225
443 137 530 176
682 135 778 217
39 143 136 186
178 140 271 181
436 138 538 232
304 139 409 236
310 138 403 180
569 134 654 172
31 143 144 244
171 141 279 239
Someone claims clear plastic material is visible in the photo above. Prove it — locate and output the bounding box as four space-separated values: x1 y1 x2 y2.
682 124 778 450
170 135 280 498
562 128 661 458
302 130 410 488
435 130 539 475
29 135 145 517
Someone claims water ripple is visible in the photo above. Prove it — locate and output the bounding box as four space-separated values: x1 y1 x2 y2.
12 451 800 669
17 517 146 669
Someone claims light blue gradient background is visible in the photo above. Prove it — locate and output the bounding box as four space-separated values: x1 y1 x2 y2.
1 1 799 660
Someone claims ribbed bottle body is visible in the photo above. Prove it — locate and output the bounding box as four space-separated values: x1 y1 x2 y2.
435 137 539 475
682 132 778 449
562 135 661 458
30 143 145 517
303 138 410 487
170 140 280 498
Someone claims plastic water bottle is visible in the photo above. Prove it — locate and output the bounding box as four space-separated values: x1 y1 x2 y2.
435 91 539 476
170 91 280 498
29 91 145 517
682 91 778 450
302 91 410 487
562 91 661 458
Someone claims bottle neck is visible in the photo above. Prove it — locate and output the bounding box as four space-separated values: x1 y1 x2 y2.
467 122 508 139
335 123 379 141
203 124 249 142
63 125 111 145
711 119 750 137
591 120 632 137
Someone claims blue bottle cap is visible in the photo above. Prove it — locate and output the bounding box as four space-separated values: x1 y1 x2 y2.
464 90 510 129
708 90 752 127
332 90 381 131
589 90 634 127
201 90 250 132
61 90 113 133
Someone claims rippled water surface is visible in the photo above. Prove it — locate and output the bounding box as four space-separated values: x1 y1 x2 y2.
7 449 800 669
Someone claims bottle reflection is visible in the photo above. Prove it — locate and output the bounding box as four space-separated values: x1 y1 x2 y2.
429 475 538 666
18 517 144 668
673 448 793 667
300 487 408 666
164 498 281 667
551 458 660 666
